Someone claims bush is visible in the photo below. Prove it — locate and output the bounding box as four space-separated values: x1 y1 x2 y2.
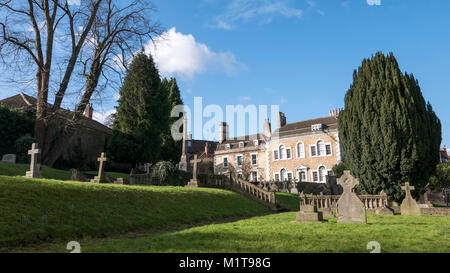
0 106 34 157
332 162 347 178
14 135 36 163
152 161 176 185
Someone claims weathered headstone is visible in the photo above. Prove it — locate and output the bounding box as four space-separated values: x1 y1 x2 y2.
336 171 367 224
90 152 108 183
23 143 43 178
70 169 88 182
290 182 298 194
114 178 124 185
2 154 16 164
185 154 200 188
400 182 421 216
322 208 335 218
296 204 323 222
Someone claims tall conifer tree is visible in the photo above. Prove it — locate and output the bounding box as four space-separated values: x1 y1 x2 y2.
111 53 169 166
339 52 441 201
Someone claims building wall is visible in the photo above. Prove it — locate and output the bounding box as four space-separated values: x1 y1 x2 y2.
268 131 340 182
214 146 267 181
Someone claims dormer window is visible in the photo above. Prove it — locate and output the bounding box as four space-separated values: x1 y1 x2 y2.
253 140 259 146
225 144 231 149
239 142 245 148
312 124 323 131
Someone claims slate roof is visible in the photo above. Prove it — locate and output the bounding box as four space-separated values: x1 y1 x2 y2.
187 139 218 160
274 116 338 138
216 133 267 151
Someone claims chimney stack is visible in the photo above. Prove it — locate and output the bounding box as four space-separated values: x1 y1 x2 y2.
204 143 209 157
264 118 272 139
278 112 286 128
219 122 229 144
444 145 447 153
84 103 93 119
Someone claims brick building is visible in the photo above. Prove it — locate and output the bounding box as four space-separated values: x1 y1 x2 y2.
214 111 342 183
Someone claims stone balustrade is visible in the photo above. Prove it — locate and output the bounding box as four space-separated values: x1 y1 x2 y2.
300 192 389 210
235 179 276 204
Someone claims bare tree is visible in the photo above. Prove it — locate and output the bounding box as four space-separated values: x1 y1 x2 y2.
43 0 161 166
0 0 161 166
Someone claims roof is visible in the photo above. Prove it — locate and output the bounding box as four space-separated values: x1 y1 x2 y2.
0 93 112 135
187 139 218 160
216 133 267 151
274 116 338 138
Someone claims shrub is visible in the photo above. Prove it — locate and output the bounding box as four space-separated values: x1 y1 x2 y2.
14 135 36 163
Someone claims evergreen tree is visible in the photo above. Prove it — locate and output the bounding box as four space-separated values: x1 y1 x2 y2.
111 53 169 166
160 77 184 163
338 52 441 201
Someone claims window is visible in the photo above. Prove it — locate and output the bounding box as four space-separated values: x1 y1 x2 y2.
325 144 332 155
280 169 287 181
279 145 286 160
310 146 317 157
312 124 323 131
237 155 243 166
223 157 228 168
254 140 259 146
287 172 293 181
251 154 257 165
319 166 326 182
297 142 305 158
274 150 279 160
317 140 326 156
239 142 244 148
225 144 231 149
312 171 319 182
298 171 307 182
286 148 292 159
275 173 280 181
327 170 334 177
252 171 258 182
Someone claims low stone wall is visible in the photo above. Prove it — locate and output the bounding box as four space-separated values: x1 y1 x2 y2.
421 207 450 216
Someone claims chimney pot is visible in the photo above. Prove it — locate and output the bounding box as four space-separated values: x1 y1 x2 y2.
278 112 286 127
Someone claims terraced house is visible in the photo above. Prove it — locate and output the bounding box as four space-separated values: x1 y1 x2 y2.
214 111 342 183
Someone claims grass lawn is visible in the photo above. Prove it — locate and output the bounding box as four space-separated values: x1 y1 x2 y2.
27 212 450 253
0 162 129 181
0 176 268 250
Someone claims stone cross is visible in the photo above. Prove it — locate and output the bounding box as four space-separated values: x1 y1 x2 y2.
336 171 366 224
185 154 201 188
24 143 43 178
400 182 421 216
90 152 108 183
178 114 188 171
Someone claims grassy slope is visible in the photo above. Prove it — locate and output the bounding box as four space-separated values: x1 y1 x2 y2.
36 213 450 253
0 176 268 249
0 162 129 181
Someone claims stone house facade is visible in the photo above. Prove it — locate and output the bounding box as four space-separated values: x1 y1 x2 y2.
214 112 342 183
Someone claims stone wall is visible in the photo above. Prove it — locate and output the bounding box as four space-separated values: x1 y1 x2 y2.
421 207 450 216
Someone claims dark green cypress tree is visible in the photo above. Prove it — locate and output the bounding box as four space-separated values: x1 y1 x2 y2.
339 52 441 201
111 53 169 166
160 77 184 163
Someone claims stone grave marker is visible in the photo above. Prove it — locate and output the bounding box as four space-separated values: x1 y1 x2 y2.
70 169 88 182
185 154 200 188
296 203 323 223
90 152 108 183
23 143 43 178
336 171 367 224
400 182 421 216
290 182 298 194
375 190 394 215
114 178 124 185
2 154 16 164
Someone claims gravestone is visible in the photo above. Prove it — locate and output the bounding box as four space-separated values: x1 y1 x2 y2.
400 182 421 216
290 182 298 194
23 143 43 178
296 204 323 222
336 171 367 224
185 154 200 188
114 178 124 185
70 169 88 182
2 154 16 164
375 190 394 215
90 152 108 183
322 208 335 218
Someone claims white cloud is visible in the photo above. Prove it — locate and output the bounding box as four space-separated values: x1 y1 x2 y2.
213 0 303 30
93 109 116 125
238 95 252 102
367 0 381 6
145 27 244 78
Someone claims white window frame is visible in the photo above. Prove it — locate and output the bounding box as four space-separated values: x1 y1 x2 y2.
279 144 286 160
253 140 259 146
286 147 292 160
287 171 294 181
274 173 280 181
251 170 258 182
279 168 287 181
273 150 279 161
223 156 229 168
310 144 317 157
239 141 245 148
250 153 258 165
310 139 333 158
296 166 308 182
236 154 243 166
311 170 319 182
225 144 231 149
318 165 327 183
325 143 333 156
296 141 306 158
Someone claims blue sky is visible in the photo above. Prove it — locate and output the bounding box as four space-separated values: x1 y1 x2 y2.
1 0 449 146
